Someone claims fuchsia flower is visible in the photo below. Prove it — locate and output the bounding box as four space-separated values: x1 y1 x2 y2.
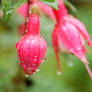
52 0 92 78
16 0 92 78
16 14 46 75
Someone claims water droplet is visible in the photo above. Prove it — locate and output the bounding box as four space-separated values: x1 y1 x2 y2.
41 46 44 49
68 61 74 68
42 60 45 63
32 64 36 66
36 68 40 72
31 40 35 43
77 47 81 51
25 74 29 77
56 70 62 75
27 39 30 43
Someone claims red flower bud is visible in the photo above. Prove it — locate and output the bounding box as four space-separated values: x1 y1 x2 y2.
16 14 46 75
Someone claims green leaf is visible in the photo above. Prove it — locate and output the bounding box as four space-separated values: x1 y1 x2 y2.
3 7 15 22
1 0 15 22
39 0 58 9
1 0 27 22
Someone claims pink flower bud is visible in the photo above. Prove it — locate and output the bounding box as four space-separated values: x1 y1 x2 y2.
16 14 46 75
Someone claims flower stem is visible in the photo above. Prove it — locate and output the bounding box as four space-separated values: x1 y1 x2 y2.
23 0 31 35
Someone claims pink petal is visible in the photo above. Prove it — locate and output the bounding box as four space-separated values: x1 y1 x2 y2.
58 21 88 63
64 15 92 48
39 36 47 63
16 2 28 18
37 1 56 21
52 25 62 72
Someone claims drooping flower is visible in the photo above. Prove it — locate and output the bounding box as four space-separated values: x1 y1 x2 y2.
52 0 92 78
16 14 46 75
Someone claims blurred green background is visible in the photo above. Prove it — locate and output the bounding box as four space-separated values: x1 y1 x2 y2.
0 0 92 92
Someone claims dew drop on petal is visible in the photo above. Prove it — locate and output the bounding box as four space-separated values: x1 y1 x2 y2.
77 47 81 51
32 64 36 67
70 48 74 52
56 70 62 75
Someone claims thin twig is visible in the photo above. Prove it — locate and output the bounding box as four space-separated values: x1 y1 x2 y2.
24 0 31 34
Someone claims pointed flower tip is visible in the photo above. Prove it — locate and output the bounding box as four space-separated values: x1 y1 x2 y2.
57 70 62 75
